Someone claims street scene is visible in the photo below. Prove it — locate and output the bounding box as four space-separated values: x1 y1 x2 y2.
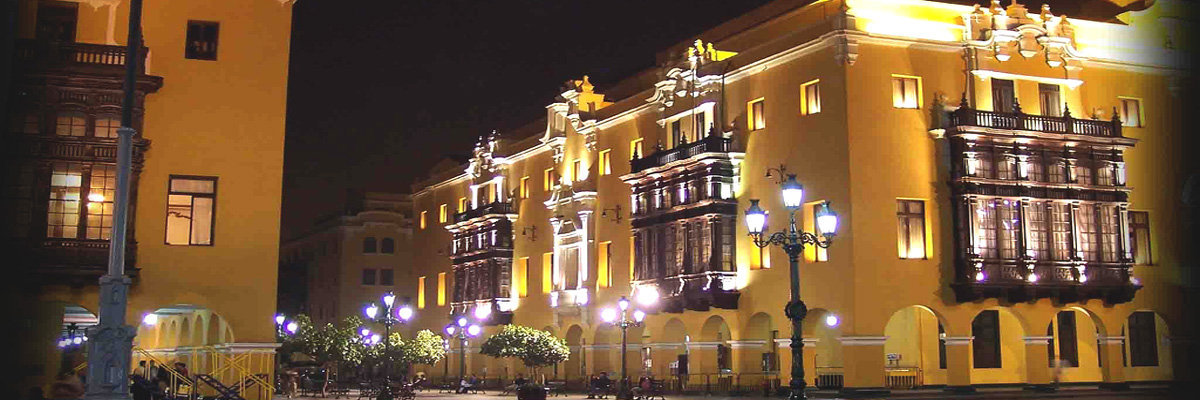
5 0 1197 400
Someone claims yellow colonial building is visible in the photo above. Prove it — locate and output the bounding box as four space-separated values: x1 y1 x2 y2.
401 0 1191 394
7 0 294 398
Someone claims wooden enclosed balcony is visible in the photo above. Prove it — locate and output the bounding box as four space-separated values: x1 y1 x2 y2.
15 39 148 74
12 238 139 285
953 261 1138 304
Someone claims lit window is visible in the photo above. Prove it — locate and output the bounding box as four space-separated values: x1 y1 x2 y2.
542 252 553 293
184 20 219 61
544 168 556 191
1038 83 1061 117
437 272 447 306
458 197 467 212
599 150 612 176
439 204 447 223
630 138 644 160
991 79 1015 113
597 241 612 288
85 165 116 239
47 162 83 239
516 257 529 297
362 268 377 285
806 201 828 262
166 176 216 246
572 159 583 182
417 276 426 308
520 176 530 198
55 111 86 137
1119 98 1143 127
95 115 120 138
748 98 766 130
891 75 921 109
420 210 427 229
1129 211 1152 265
801 80 821 115
896 199 927 259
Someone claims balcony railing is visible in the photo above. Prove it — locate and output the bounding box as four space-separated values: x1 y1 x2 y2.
15 238 138 282
452 201 516 223
631 134 734 173
15 39 148 74
950 107 1122 138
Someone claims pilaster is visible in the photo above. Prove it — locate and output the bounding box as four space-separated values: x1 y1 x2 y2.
943 336 976 393
837 336 889 397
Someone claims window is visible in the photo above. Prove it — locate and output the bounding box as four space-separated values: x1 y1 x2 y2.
15 112 40 134
55 111 86 137
599 150 612 176
748 98 766 130
803 201 827 262
363 237 377 253
991 79 1015 113
1050 203 1073 260
671 120 683 147
896 200 927 259
184 20 219 61
380 269 394 286
1055 311 1080 367
47 162 83 239
418 276 426 308
972 310 1002 368
1119 98 1143 127
597 241 612 288
420 211 427 229
166 176 216 246
516 257 529 297
95 115 120 138
362 268 377 285
458 197 467 212
85 165 116 239
35 0 78 42
801 80 821 115
891 75 921 109
696 111 708 137
439 204 448 223
572 159 583 182
1026 202 1050 260
520 176 530 198
1077 204 1099 261
544 168 557 190
1038 84 1062 117
1129 211 1152 265
1128 311 1159 367
630 138 644 160
381 237 395 253
542 252 553 293
437 272 447 306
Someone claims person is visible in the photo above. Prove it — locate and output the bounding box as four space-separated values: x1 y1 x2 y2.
456 374 474 394
154 362 170 393
597 372 612 398
631 376 651 399
48 371 84 399
173 362 191 395
514 373 527 386
133 361 148 379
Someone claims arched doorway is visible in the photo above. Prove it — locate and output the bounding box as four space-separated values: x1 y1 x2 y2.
969 308 1027 384
565 325 585 382
698 315 732 374
804 307 843 387
658 318 688 378
1122 310 1172 381
882 305 949 387
594 324 619 375
1045 307 1104 382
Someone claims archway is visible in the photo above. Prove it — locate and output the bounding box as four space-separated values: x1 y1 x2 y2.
594 324 619 376
740 312 776 387
698 315 732 374
565 325 585 382
882 305 949 387
1045 307 1104 382
656 318 688 378
969 307 1027 384
803 307 843 382
1121 310 1173 381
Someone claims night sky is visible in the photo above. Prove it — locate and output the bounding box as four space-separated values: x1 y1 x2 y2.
281 0 777 237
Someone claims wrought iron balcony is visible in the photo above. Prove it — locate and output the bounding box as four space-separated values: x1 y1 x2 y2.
452 201 516 223
631 134 734 173
949 106 1123 138
15 39 148 74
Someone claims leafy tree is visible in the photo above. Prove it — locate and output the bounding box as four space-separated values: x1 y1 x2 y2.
280 315 366 394
480 325 570 384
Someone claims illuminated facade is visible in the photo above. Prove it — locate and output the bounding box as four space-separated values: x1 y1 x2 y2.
7 0 294 397
399 0 1190 393
280 192 414 325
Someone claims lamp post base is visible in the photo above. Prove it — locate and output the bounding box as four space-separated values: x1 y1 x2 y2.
787 387 807 400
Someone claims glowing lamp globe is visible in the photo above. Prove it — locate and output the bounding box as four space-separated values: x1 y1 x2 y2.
815 202 839 236
371 334 381 344
474 303 492 320
286 322 298 334
466 324 482 337
275 315 286 326
364 304 379 319
780 175 804 209
397 306 414 321
633 310 646 323
142 313 158 326
383 292 396 308
824 314 840 327
744 200 767 235
457 317 468 327
600 308 618 323
361 328 371 337
445 325 456 336
617 296 630 311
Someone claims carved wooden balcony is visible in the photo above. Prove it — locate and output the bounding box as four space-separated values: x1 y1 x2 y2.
15 39 148 75
952 260 1138 304
11 238 139 286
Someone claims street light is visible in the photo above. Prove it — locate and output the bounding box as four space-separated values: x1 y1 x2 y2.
445 316 483 388
744 173 839 400
600 294 656 400
363 291 415 400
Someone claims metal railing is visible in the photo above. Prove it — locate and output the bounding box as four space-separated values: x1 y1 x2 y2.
452 201 516 223
631 134 734 173
950 107 1122 138
884 367 922 389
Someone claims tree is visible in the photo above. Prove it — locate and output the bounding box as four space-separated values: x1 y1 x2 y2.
281 315 366 394
480 325 570 384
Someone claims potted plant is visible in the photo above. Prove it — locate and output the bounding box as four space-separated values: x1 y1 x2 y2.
480 325 570 400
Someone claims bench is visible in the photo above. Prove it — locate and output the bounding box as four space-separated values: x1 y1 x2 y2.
545 381 567 397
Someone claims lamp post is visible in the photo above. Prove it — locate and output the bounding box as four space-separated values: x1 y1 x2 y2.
444 316 482 388
363 292 414 400
600 296 653 400
744 174 839 400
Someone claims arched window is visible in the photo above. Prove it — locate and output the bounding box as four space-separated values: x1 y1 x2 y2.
381 238 395 254
363 237 377 253
971 310 1001 368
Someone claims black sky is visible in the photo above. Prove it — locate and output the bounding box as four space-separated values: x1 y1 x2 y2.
281 0 774 237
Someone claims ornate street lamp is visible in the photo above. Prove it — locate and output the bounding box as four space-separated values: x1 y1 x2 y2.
744 174 839 400
445 315 483 387
600 294 655 400
363 291 414 400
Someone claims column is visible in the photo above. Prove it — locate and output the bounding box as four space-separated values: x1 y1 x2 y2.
687 341 720 374
770 338 816 388
943 336 975 393
1023 336 1054 391
1098 336 1129 390
838 336 889 396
